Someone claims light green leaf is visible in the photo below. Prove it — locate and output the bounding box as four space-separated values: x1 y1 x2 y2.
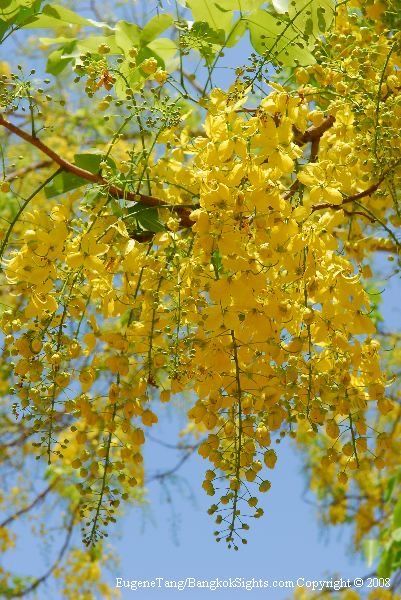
246 9 315 66
224 17 247 47
392 529 401 542
38 35 71 45
77 34 121 55
41 4 92 25
288 0 335 40
140 13 173 45
114 58 145 99
46 41 75 75
190 21 225 50
23 3 107 29
115 20 141 55
148 38 178 71
363 539 379 567
214 0 266 12
186 0 233 33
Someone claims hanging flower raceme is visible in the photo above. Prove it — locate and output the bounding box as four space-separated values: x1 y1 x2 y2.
0 82 393 549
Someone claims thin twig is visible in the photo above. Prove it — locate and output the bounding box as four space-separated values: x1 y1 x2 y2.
0 478 59 528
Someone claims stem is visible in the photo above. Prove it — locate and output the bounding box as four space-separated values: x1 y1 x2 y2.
0 115 191 218
0 167 62 263
229 330 243 543
349 412 360 468
87 402 117 546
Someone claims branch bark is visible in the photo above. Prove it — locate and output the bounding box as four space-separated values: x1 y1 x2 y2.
311 177 386 213
293 114 336 146
0 115 194 226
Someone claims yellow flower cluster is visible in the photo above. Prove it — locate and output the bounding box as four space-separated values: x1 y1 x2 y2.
1 78 393 547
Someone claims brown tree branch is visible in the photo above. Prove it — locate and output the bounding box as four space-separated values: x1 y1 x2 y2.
311 177 386 213
0 478 59 528
293 114 336 146
0 115 194 226
284 115 336 198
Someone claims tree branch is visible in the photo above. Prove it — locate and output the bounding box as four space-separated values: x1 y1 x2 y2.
0 115 194 226
311 177 386 213
4 160 52 182
146 442 201 483
293 115 336 146
0 478 59 528
10 506 77 598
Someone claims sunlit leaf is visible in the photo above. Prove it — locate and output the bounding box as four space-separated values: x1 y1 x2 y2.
148 38 178 71
246 9 315 66
115 19 141 55
186 0 234 34
140 13 173 45
363 539 379 567
23 3 107 29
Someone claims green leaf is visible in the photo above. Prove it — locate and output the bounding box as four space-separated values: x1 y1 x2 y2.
77 34 121 55
147 38 178 70
392 528 401 542
75 151 115 173
0 0 42 40
288 0 335 40
394 497 401 527
41 4 92 25
114 58 145 99
246 9 315 67
38 35 72 45
140 13 173 45
384 475 398 502
115 20 141 55
225 18 247 47
46 40 75 75
186 0 234 33
45 152 115 198
74 152 111 173
317 6 327 31
363 539 379 567
211 249 223 277
191 21 225 45
45 171 87 198
0 0 39 22
214 0 266 12
23 3 107 29
0 20 8 41
179 20 226 63
377 547 393 578
128 203 165 233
